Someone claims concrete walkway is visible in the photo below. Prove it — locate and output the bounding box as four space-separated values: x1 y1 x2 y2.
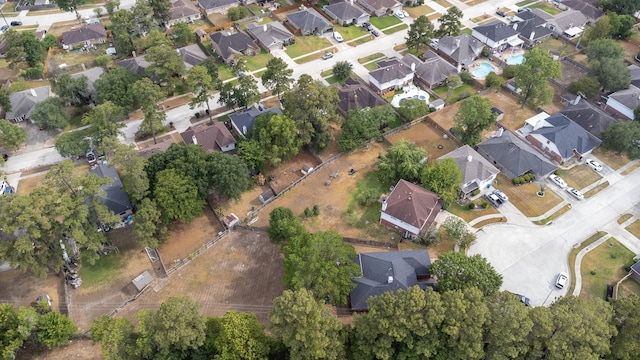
572 233 611 296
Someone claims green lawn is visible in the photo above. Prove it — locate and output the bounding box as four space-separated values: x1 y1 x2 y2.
217 64 236 81
285 36 333 59
383 23 408 35
365 62 379 71
79 252 125 288
555 165 601 191
358 52 386 64
370 16 402 30
516 0 538 6
580 238 637 301
528 1 562 15
245 50 274 71
433 83 476 103
334 24 368 41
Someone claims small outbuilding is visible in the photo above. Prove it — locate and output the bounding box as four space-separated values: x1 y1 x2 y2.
132 270 153 292
259 188 275 204
301 164 314 175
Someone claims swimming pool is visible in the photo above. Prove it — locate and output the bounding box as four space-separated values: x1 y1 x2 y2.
472 62 495 78
507 54 525 65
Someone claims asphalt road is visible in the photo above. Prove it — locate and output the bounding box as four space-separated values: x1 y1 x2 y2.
468 166 640 307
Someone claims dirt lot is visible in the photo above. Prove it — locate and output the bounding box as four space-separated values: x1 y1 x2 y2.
31 339 102 360
115 230 285 326
386 121 458 162
0 270 65 313
267 149 322 194
555 59 589 87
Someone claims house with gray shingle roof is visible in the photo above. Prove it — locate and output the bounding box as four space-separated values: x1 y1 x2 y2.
210 31 259 64
335 77 387 116
357 0 400 17
350 250 432 311
524 112 601 163
246 22 294 52
605 85 640 120
404 51 457 89
562 0 603 22
546 9 588 37
62 23 107 48
380 179 443 239
511 10 553 47
169 0 201 26
628 64 640 88
436 33 484 68
286 7 333 36
90 164 133 220
116 55 151 76
560 96 617 140
477 130 557 179
323 1 369 25
368 58 414 94
177 44 208 69
438 145 500 198
198 0 239 14
229 104 281 138
471 20 521 49
5 86 51 122
70 67 104 102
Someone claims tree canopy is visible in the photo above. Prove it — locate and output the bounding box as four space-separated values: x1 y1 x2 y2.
52 73 91 106
435 6 463 38
186 65 217 123
261 57 293 99
95 67 141 112
421 158 462 205
597 0 640 15
332 61 352 83
378 139 427 183
0 120 27 151
267 206 307 245
397 98 431 120
338 105 397 152
514 47 561 108
585 39 630 92
252 114 301 167
453 95 496 147
406 15 434 51
601 120 640 159
30 97 70 131
430 251 503 297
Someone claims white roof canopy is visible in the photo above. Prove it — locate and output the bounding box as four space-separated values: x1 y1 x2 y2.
507 37 524 47
564 27 583 37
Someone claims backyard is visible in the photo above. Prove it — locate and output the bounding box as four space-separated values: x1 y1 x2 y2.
433 83 476 103
528 1 563 15
579 238 638 301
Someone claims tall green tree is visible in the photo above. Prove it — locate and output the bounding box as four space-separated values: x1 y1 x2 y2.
514 47 561 108
52 73 91 106
421 158 462 205
209 311 270 360
82 101 126 142
584 15 611 43
397 98 430 120
218 75 260 110
430 251 502 297
567 77 600 99
37 311 77 349
145 44 186 92
483 292 533 359
187 65 216 123
53 0 83 20
55 127 96 158
0 120 27 151
136 28 173 52
30 97 70 131
283 74 340 152
99 137 150 204
133 198 164 248
440 216 475 250
435 6 463 38
172 22 195 46
261 57 293 99
609 12 636 39
378 139 427 183
227 6 248 21
270 289 344 360
351 287 446 360
439 287 488 360
237 139 266 173
589 57 630 92
132 0 155 31
338 105 396 152
208 151 250 200
597 0 640 15
133 78 166 144
109 10 136 57
153 168 203 223
331 61 352 83
0 89 11 114
453 95 496 146
284 230 360 305
95 66 141 112
585 38 624 62
609 294 640 360
405 15 434 51
267 206 307 245
148 0 171 25
253 114 301 166
5 29 46 69
0 304 36 360
91 315 136 360
145 144 211 199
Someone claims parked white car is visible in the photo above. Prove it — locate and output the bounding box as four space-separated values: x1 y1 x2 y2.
493 190 508 202
549 174 567 189
586 159 603 172
394 9 408 18
555 272 568 289
566 187 584 200
333 32 344 42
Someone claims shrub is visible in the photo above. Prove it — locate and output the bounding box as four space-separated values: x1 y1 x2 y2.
458 89 473 100
471 189 480 196
485 72 505 89
481 46 490 57
482 201 489 209
468 202 476 209
304 207 312 218
512 178 519 185
195 112 201 118
460 71 474 84
357 188 379 207
312 204 320 216
502 65 517 79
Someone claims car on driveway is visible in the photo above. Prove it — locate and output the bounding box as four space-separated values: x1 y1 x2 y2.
362 22 373 31
394 9 408 18
566 187 584 200
555 272 568 289
586 159 603 172
333 31 343 42
371 29 380 37
493 189 508 202
549 174 567 189
485 192 502 207
321 52 333 60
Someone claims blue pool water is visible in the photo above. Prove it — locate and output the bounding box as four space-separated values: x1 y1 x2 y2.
507 54 525 65
472 63 495 78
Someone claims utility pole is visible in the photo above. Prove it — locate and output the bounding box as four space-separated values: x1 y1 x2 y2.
0 10 9 27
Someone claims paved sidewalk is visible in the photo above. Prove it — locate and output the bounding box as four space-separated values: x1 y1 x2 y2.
572 233 611 296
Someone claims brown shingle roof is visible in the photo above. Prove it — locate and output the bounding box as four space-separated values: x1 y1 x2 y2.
62 24 107 45
383 180 442 230
180 122 235 153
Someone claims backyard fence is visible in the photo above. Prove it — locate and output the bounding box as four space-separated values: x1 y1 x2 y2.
343 237 398 249
165 230 230 275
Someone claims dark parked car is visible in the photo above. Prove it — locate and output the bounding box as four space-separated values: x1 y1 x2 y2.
362 22 373 31
496 10 506 17
10 21 22 26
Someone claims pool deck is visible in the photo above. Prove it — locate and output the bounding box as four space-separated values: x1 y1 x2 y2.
470 60 501 79
390 85 430 108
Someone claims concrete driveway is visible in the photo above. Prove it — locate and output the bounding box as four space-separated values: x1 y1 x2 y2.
469 166 640 307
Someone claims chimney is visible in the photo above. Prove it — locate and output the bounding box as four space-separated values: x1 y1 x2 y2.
573 94 581 106
467 155 473 162
263 24 267 32
192 135 198 145
497 127 504 137
387 276 393 284
353 92 358 107
351 0 353 5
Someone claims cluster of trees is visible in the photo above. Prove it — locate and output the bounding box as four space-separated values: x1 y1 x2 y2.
513 47 561 109
4 29 56 79
584 39 630 93
406 7 463 51
601 120 640 159
453 95 497 147
338 105 397 152
1 302 77 359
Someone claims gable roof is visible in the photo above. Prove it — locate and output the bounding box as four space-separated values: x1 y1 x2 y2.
529 113 601 158
437 33 484 66
116 55 151 76
629 64 640 88
171 0 200 20
210 31 257 61
547 10 588 32
383 179 442 230
369 58 413 84
6 86 51 120
408 51 457 87
286 8 331 34
438 145 499 188
177 44 208 69
324 2 367 21
246 22 294 49
336 78 387 115
350 250 431 310
477 130 557 179
180 122 235 152
531 8 553 20
71 67 104 93
198 0 238 10
62 23 107 45
229 105 282 137
562 0 604 21
473 20 519 42
512 11 553 41
138 139 174 158
359 0 398 11
560 97 617 139
608 85 640 111
89 164 133 216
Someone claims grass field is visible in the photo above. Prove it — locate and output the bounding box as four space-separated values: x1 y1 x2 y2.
584 181 609 198
493 174 562 217
529 1 562 15
285 36 332 59
433 84 476 103
405 5 435 17
447 202 499 223
555 165 601 191
245 50 274 71
580 238 636 301
358 52 386 64
625 219 640 239
370 16 402 29
591 148 631 170
383 23 408 35
622 162 640 175
334 25 369 41
567 231 607 295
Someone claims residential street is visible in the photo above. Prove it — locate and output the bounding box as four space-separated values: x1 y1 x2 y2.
468 163 640 307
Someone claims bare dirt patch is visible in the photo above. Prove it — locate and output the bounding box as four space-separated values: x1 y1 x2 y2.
266 149 322 194
386 121 458 161
556 59 589 87
31 339 102 360
115 230 285 326
0 270 65 313
158 206 225 266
